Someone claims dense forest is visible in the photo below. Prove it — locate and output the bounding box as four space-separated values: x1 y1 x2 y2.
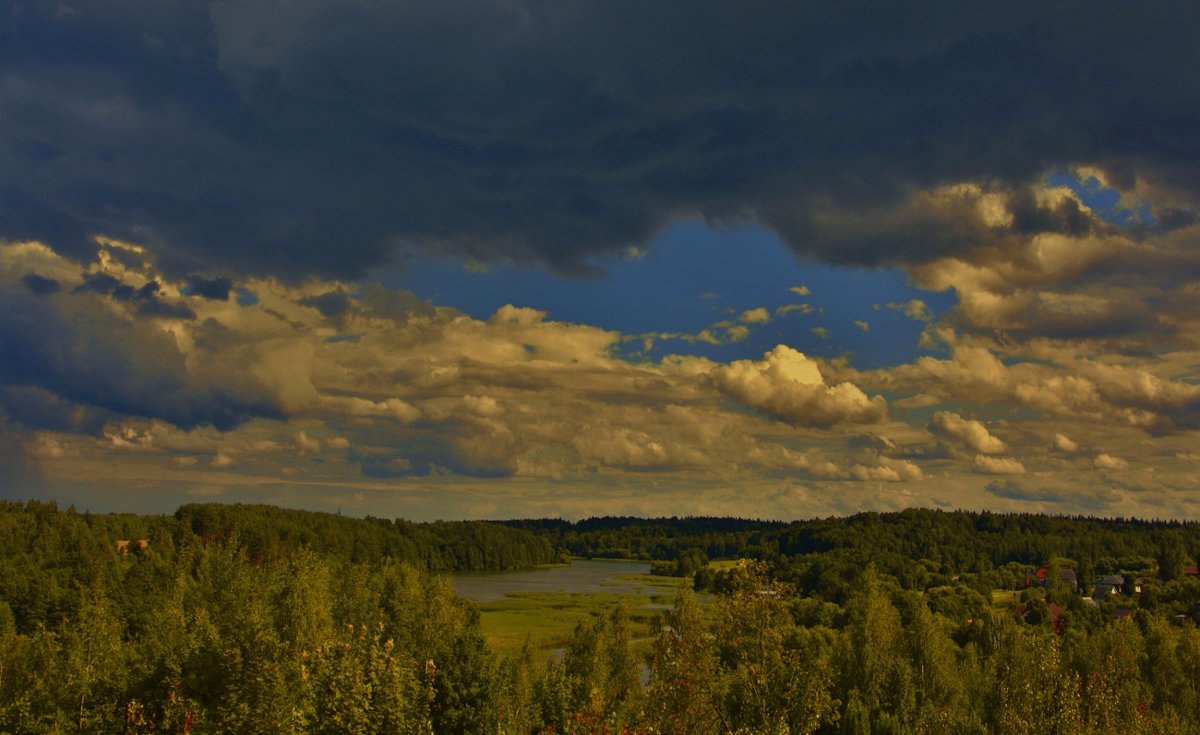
0 501 561 638
2 501 1200 733
509 511 1200 604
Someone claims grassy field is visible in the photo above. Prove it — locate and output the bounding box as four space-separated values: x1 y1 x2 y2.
474 565 1028 663
991 589 1021 605
707 559 744 572
473 573 688 661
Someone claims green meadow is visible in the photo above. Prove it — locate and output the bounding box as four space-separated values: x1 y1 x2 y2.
472 572 690 660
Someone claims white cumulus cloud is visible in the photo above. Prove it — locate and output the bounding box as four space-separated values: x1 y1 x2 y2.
1093 453 1128 470
1053 433 1079 452
711 345 887 428
739 307 771 324
973 455 1026 475
929 411 1008 454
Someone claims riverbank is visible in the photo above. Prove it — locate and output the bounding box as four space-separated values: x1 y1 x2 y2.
451 558 689 659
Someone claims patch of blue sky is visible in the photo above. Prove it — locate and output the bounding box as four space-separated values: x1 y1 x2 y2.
1046 171 1156 227
235 287 259 306
383 220 955 369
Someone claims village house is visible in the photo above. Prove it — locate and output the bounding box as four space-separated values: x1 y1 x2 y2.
1092 574 1126 598
1026 566 1078 592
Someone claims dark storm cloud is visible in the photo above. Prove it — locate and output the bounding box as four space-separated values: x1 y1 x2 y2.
353 442 511 480
1156 207 1198 232
985 479 1067 503
73 272 121 294
21 273 59 295
69 272 197 318
298 289 351 319
0 384 111 434
0 285 285 431
985 479 1118 509
135 294 196 320
2 1 1198 277
185 274 233 301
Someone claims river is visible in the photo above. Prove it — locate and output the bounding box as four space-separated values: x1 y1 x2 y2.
450 558 653 602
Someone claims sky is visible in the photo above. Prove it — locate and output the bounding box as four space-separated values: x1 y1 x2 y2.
2 1 1200 521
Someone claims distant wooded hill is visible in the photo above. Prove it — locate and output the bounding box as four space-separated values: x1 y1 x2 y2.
0 500 560 635
2 500 1200 733
501 509 1200 602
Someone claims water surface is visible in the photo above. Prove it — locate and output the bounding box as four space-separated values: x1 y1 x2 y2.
451 558 652 602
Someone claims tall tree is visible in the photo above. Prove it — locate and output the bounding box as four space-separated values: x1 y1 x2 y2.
644 589 723 735
837 566 915 732
1156 531 1190 583
713 562 837 734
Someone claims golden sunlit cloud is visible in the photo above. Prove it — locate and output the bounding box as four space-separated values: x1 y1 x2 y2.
5 227 1200 520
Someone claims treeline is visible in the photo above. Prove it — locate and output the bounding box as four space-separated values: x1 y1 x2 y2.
498 516 788 560
767 510 1200 606
3 547 1200 733
545 564 1200 734
506 509 1199 570
770 509 1199 580
3 501 1200 733
508 509 1200 601
175 503 561 570
0 537 497 733
0 501 560 636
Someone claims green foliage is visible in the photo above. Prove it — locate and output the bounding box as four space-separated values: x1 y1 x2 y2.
647 565 839 735
712 563 838 735
837 567 915 731
494 637 540 733
510 508 1200 605
303 623 431 735
3 501 1200 734
651 547 709 577
0 502 523 734
535 605 641 733
1156 531 1191 583
501 516 788 562
644 589 721 735
175 503 561 570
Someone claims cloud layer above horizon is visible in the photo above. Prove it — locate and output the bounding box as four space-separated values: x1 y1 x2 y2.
2 1 1199 520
